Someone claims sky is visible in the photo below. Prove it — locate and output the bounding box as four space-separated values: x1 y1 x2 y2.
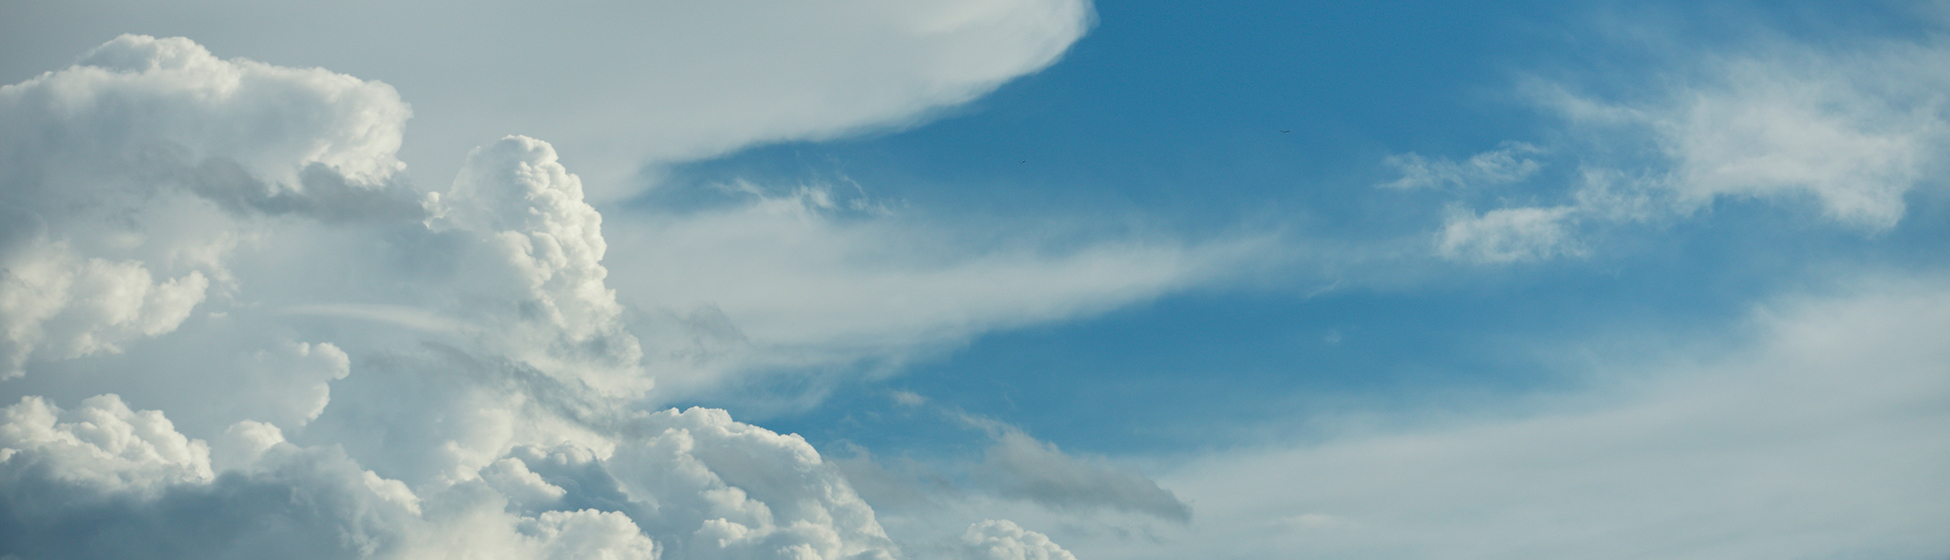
2 1 1947 559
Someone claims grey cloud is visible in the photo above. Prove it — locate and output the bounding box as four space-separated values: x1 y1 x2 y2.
979 429 1192 523
179 158 425 224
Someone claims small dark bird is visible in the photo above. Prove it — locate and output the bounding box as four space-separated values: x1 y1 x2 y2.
1020 160 1026 163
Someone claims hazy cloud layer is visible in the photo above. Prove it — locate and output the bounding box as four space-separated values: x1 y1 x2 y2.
1071 278 1950 560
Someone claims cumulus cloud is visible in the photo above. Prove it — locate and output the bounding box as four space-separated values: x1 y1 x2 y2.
0 394 213 495
424 135 647 396
0 237 210 378
0 34 416 378
0 33 1141 559
960 519 1077 560
0 394 669 560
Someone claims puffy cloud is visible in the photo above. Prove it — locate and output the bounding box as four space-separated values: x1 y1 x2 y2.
0 33 417 378
0 237 209 378
425 135 647 396
0 394 666 560
0 393 908 559
1 34 1109 560
0 394 212 495
960 519 1076 560
1 34 408 195
606 407 897 560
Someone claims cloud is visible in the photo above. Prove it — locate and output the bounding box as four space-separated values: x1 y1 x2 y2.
1379 142 1545 190
816 407 1191 554
1435 205 1581 264
1547 35 1950 231
977 427 1191 523
0 395 667 560
603 184 1275 401
1394 32 1950 263
0 394 213 495
1074 277 1950 560
1 34 1134 559
0 34 417 379
1596 40 1950 231
960 519 1077 560
424 135 648 397
0 237 210 378
0 0 1097 199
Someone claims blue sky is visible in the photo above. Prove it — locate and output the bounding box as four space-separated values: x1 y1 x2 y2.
3 1 1948 559
675 0 1950 447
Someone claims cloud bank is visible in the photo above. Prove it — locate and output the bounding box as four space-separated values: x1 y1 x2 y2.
1 33 1181 559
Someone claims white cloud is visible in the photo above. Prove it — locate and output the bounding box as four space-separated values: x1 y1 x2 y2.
425 135 648 397
1400 34 1950 264
0 34 416 379
0 0 1096 199
1532 37 1950 233
605 407 899 560
0 237 209 378
1435 205 1581 263
0 394 666 560
1 34 1132 559
1064 277 1950 560
961 519 1077 560
0 394 213 495
603 186 1274 401
1643 47 1947 229
1379 142 1545 190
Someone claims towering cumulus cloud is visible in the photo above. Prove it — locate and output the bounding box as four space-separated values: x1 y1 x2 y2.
0 35 1027 559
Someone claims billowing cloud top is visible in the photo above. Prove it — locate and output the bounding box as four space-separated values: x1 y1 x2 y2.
0 33 1104 559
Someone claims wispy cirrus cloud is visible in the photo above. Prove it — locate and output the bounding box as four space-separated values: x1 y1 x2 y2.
1385 34 1950 263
